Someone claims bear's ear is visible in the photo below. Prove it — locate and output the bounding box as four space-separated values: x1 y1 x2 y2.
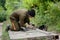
31 4 38 8
28 9 35 17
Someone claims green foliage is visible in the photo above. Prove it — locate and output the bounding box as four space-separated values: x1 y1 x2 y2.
0 0 7 10
20 0 60 32
0 11 7 22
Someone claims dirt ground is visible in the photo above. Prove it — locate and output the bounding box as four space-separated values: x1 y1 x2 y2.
1 22 60 40
0 23 3 40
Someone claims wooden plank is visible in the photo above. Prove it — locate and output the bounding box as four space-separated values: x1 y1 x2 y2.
8 29 59 40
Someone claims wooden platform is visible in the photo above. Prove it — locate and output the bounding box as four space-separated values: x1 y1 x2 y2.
8 29 59 40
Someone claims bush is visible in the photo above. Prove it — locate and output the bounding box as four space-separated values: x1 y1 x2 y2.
0 11 7 22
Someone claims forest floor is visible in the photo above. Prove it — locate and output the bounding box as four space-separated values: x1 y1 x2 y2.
59 35 60 40
1 21 60 40
0 23 3 40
